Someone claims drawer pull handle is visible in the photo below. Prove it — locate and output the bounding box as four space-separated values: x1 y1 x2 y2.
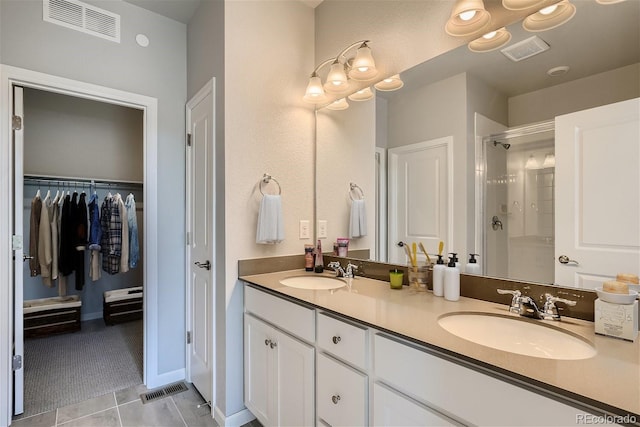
270 341 277 349
332 336 341 344
264 339 270 346
331 395 341 404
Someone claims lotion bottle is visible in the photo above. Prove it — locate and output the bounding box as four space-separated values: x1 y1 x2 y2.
432 254 446 297
444 255 460 301
465 253 480 275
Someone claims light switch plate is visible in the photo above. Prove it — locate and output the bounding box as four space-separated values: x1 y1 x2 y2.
299 220 310 239
318 220 328 239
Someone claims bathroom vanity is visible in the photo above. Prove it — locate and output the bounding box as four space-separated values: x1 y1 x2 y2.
241 270 640 426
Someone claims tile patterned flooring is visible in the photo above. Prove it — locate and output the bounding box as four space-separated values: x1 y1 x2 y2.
12 383 227 427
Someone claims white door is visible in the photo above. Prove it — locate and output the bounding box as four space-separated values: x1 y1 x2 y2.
388 137 453 264
186 82 215 405
12 85 25 415
555 98 640 288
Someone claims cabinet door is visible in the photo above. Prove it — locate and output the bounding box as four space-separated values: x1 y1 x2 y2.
274 329 315 427
373 383 455 427
244 314 275 426
317 353 367 427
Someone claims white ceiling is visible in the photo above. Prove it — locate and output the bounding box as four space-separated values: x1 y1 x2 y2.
124 0 638 99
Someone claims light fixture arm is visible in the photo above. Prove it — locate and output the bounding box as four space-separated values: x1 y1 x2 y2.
335 40 370 63
310 57 338 77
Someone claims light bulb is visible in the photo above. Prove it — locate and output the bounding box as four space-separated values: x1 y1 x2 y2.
539 4 558 14
483 31 497 39
459 10 477 21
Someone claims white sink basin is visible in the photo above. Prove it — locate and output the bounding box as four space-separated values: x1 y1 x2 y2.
438 313 596 360
279 275 346 290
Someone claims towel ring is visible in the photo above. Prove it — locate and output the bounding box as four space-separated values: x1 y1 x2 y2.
260 173 282 195
349 182 364 201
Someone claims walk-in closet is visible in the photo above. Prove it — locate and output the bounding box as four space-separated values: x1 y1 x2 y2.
18 87 145 418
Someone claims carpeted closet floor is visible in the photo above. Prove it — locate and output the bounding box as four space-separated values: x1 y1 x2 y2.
21 318 143 418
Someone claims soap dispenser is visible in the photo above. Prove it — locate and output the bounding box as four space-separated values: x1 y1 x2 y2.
451 252 460 269
465 253 480 275
432 254 446 297
444 254 460 301
314 239 324 273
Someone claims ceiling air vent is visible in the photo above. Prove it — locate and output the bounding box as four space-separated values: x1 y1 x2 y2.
501 36 549 62
43 0 120 43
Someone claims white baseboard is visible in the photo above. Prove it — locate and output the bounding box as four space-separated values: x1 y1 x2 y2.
214 406 255 427
146 368 185 390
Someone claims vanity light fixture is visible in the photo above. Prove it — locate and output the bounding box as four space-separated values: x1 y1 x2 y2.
303 40 378 105
445 0 492 37
522 0 576 32
595 0 627 3
326 98 349 111
468 27 512 52
348 87 374 102
502 0 547 10
374 74 404 91
525 154 539 169
542 153 556 168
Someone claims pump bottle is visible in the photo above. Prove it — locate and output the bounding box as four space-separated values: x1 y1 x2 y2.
444 254 460 301
432 254 446 297
465 253 480 275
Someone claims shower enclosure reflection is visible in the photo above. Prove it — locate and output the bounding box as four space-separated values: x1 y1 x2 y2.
481 121 554 283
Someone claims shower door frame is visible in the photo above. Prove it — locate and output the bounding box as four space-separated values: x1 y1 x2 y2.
476 119 554 279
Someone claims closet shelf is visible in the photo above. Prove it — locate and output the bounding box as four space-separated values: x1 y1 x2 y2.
23 174 143 191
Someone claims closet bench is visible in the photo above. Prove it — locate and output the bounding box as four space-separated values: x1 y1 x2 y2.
23 296 82 338
103 286 143 325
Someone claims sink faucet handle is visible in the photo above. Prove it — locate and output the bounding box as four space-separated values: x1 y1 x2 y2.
497 289 522 314
544 293 577 306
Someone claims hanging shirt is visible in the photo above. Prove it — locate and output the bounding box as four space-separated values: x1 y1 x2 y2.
88 192 102 282
38 191 54 287
101 195 121 275
50 191 60 282
59 193 74 277
115 194 129 274
74 192 88 291
29 192 42 277
125 193 139 269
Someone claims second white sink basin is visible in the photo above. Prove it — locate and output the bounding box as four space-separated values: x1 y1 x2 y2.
279 275 346 290
438 313 596 360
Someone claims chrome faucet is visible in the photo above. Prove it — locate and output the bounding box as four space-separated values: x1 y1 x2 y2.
497 289 576 321
328 261 358 278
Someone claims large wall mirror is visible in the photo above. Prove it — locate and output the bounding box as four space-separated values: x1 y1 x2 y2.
315 0 639 288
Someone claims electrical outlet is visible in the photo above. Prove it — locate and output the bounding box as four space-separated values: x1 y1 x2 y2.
299 220 310 239
318 220 328 239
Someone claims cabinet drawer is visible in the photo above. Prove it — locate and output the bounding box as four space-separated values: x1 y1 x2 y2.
317 312 368 369
244 285 315 343
373 382 455 426
374 333 587 426
317 353 367 427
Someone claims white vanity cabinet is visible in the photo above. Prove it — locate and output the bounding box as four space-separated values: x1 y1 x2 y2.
244 286 315 427
374 333 603 427
316 312 369 426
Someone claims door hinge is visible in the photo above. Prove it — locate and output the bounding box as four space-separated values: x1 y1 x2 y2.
12 355 22 371
12 235 23 251
187 133 192 147
186 331 192 344
186 232 190 246
12 115 22 131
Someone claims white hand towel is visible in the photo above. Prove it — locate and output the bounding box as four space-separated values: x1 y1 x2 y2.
256 194 284 244
349 199 367 238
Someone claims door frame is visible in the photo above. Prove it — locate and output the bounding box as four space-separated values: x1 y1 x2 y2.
0 64 159 424
184 78 216 408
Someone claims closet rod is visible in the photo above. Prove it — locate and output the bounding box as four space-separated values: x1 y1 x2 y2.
23 174 143 191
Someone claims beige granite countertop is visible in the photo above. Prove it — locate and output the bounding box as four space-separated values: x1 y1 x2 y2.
240 269 640 417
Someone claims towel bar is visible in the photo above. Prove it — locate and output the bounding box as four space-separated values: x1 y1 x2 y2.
349 182 364 201
260 173 282 195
